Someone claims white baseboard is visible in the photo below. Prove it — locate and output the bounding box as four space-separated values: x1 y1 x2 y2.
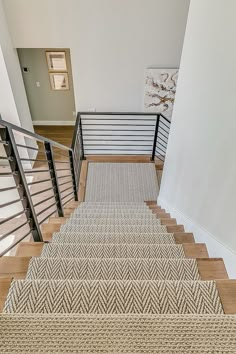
33 121 75 126
158 197 236 278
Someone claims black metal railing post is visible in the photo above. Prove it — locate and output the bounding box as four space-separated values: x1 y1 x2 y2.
151 114 160 161
44 142 64 217
0 126 43 242
78 114 85 160
69 149 78 201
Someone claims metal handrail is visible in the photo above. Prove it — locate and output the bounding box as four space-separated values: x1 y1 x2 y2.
73 112 171 162
0 117 79 256
0 111 171 257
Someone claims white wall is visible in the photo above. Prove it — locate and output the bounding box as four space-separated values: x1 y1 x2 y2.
3 0 190 111
0 0 33 130
159 0 236 277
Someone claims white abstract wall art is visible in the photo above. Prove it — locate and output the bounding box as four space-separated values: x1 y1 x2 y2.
144 69 178 119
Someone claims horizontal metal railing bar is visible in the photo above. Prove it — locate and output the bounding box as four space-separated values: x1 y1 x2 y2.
54 160 70 164
155 151 165 159
81 117 157 120
156 141 168 151
159 120 171 129
0 172 14 176
62 196 74 206
84 148 152 151
31 186 56 197
39 208 58 225
0 198 21 209
33 195 55 208
16 143 40 152
57 174 73 179
84 144 153 147
82 123 156 126
156 148 165 158
85 153 151 156
20 158 48 162
158 126 169 135
0 119 73 151
0 210 25 226
27 178 54 186
157 136 168 146
60 185 73 194
156 145 166 155
24 169 50 174
83 134 154 137
36 201 58 217
0 230 32 257
155 154 165 162
82 129 155 132
83 139 153 142
160 113 171 123
79 112 159 116
157 131 168 141
61 191 74 201
58 180 72 187
0 186 17 193
0 220 29 242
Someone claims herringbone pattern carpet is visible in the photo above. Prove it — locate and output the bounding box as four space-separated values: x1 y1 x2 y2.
27 258 200 280
60 224 167 233
51 232 175 244
4 280 223 314
1 201 232 353
41 243 186 258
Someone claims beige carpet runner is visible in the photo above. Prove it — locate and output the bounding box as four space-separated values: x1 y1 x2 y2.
26 258 200 280
51 232 176 244
0 314 235 353
4 279 223 314
1 201 235 352
40 243 186 258
85 163 159 201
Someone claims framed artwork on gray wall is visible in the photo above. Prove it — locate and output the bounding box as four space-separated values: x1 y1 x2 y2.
49 72 69 90
46 51 67 72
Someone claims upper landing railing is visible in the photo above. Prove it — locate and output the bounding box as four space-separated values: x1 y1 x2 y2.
72 112 171 161
0 112 170 256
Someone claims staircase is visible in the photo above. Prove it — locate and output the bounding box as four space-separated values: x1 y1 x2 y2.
1 198 236 351
0 114 236 352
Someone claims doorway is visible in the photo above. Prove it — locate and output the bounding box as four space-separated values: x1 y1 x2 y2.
17 48 76 125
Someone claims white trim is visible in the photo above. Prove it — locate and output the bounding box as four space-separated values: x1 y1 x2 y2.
158 197 236 278
33 121 75 126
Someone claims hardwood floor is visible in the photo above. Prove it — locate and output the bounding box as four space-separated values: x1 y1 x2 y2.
34 126 74 147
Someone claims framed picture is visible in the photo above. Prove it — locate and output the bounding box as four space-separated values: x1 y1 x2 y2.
49 72 69 90
144 68 178 119
46 51 67 72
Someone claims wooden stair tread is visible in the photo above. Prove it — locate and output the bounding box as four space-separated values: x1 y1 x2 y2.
216 280 236 314
15 243 44 257
174 233 195 244
196 258 228 280
183 244 209 258
0 257 31 279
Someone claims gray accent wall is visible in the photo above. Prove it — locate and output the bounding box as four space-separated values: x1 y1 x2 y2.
17 48 76 123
